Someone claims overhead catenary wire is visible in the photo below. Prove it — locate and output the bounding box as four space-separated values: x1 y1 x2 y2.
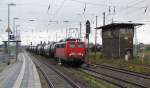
15 0 150 44
52 0 67 20
47 0 51 12
105 0 149 24
70 0 149 24
78 0 147 25
47 0 149 25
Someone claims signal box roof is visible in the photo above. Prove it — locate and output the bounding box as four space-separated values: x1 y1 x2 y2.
3 40 21 42
95 23 144 30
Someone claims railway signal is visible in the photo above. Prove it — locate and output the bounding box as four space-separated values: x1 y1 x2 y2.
86 20 91 66
86 20 90 39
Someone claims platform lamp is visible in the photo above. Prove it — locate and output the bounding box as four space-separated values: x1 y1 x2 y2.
0 19 2 23
63 20 70 39
15 25 20 62
13 17 19 39
28 19 36 45
16 25 20 41
0 19 2 32
5 3 16 58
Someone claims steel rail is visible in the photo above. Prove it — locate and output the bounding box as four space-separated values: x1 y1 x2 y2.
81 66 148 88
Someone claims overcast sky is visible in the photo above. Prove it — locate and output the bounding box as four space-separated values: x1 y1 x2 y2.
0 0 150 45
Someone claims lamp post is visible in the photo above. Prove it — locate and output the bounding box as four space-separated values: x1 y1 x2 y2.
16 25 20 41
63 20 69 39
28 19 36 44
6 3 16 56
13 17 19 38
6 3 16 31
15 25 20 62
0 19 2 32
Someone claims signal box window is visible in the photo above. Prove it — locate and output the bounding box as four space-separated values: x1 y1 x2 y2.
78 42 84 48
69 43 75 48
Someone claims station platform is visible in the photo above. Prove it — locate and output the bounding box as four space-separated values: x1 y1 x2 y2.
0 51 41 88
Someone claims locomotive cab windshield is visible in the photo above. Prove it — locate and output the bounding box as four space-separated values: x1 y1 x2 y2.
69 42 75 48
77 42 84 48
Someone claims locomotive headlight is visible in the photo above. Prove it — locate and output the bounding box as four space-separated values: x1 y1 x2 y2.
69 53 84 56
77 53 83 56
69 52 75 56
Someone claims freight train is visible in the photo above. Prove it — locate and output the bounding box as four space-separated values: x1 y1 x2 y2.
27 39 86 66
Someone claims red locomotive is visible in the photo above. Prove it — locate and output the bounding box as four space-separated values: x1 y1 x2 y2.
55 39 85 65
27 39 86 66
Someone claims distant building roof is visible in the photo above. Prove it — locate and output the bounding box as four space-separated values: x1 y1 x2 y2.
96 23 144 30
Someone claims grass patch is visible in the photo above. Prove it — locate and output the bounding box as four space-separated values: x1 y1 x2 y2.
86 51 150 74
74 69 118 88
60 66 118 88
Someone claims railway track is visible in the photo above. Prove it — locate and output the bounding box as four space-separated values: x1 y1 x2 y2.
98 64 150 78
32 59 54 88
28 53 80 88
27 51 150 88
30 54 120 88
81 65 150 88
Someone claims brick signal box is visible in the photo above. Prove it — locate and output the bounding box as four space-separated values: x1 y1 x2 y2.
96 23 143 59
